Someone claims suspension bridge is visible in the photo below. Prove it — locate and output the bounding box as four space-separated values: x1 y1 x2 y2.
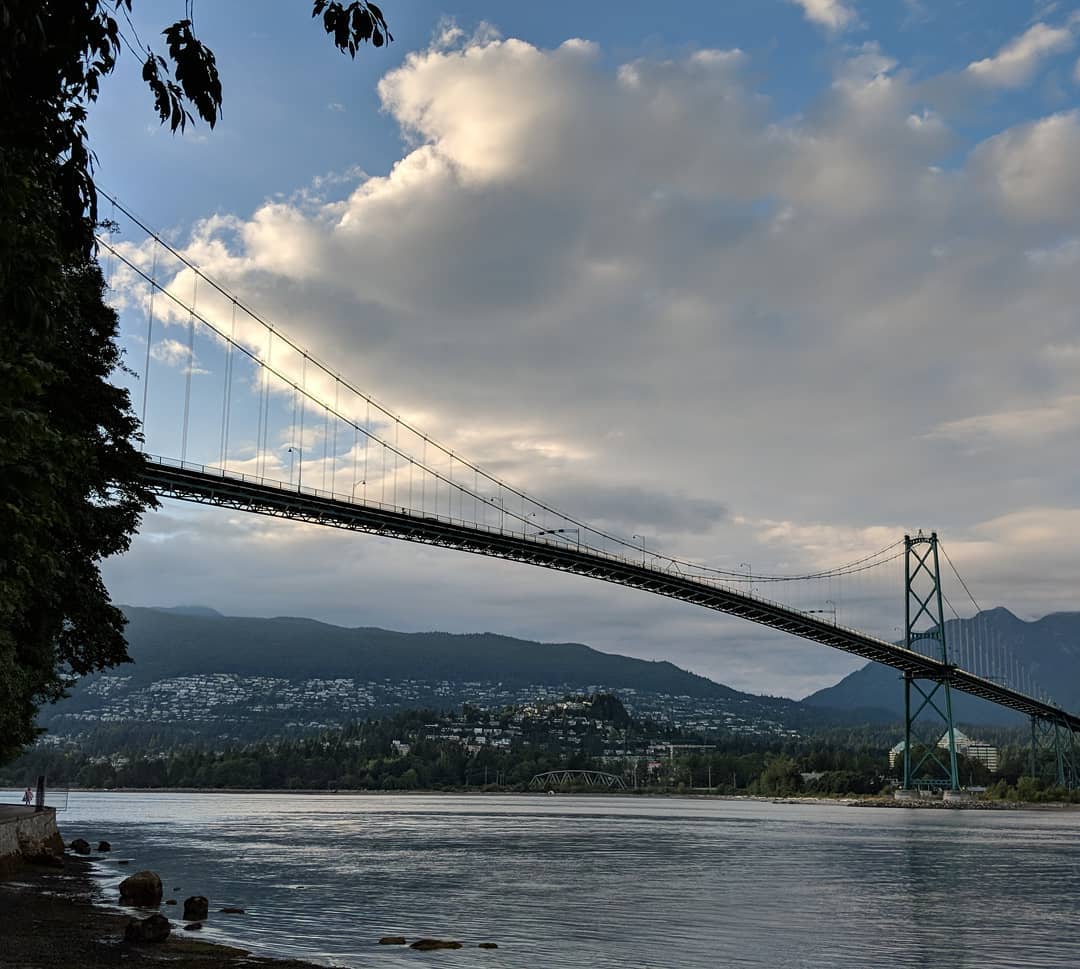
97 193 1079 793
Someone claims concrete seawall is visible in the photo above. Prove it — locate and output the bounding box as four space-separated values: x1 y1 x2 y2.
0 805 64 874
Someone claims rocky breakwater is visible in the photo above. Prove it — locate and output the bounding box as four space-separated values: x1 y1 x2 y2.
0 805 64 875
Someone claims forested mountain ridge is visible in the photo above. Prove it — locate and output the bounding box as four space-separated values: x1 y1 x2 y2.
39 606 854 744
110 606 744 695
805 608 1080 724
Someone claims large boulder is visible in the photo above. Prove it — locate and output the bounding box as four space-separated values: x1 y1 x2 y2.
183 896 209 921
97 840 112 852
410 939 463 951
119 870 163 907
124 914 171 944
69 838 91 855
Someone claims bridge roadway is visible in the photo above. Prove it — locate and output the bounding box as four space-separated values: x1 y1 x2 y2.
141 456 1080 731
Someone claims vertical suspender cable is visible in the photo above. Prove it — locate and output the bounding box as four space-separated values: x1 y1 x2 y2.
332 378 340 495
393 421 399 507
352 424 359 501
299 355 307 489
220 299 236 469
180 275 198 463
322 404 329 492
140 246 159 434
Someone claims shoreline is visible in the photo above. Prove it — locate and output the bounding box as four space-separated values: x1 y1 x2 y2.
0 856 324 968
48 786 1080 809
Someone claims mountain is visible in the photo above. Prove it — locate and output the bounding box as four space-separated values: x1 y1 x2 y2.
805 608 1080 725
39 606 847 745
112 606 746 695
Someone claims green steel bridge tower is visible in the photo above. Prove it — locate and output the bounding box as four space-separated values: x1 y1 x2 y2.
901 532 960 792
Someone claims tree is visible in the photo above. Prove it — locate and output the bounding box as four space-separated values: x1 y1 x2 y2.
0 1 391 764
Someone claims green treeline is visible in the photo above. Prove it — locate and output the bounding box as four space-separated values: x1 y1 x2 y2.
3 699 1075 802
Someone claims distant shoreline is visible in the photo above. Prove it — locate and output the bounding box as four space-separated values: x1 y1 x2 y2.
42 787 1080 810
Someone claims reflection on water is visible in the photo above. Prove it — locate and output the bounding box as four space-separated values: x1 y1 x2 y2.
40 793 1080 968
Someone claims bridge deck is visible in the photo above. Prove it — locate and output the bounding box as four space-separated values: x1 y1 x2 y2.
140 457 1080 731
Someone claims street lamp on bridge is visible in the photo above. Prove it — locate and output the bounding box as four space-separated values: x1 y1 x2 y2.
489 495 505 532
286 445 303 491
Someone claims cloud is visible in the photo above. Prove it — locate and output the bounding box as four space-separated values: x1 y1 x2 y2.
788 0 857 33
107 29 1080 696
927 396 1080 449
966 22 1074 88
969 111 1080 222
149 337 207 375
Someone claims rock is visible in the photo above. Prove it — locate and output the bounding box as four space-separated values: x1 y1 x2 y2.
28 832 66 868
378 936 407 945
69 838 91 855
97 841 112 852
219 907 246 914
410 939 463 951
183 896 209 921
183 922 203 932
117 859 130 865
478 942 499 949
166 900 177 906
119 870 163 907
124 914 171 944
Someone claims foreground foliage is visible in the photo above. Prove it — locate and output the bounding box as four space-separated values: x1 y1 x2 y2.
0 1 391 765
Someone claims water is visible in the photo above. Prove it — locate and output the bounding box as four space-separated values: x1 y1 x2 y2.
13 791 1080 967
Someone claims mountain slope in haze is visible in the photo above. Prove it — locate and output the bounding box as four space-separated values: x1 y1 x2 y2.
113 606 747 697
40 606 859 742
805 608 1080 725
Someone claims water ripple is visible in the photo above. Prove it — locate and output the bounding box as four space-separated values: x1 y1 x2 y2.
40 793 1080 969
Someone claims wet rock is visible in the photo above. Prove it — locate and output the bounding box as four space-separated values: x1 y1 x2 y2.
378 936 407 945
117 859 130 865
28 832 66 868
410 939 463 951
124 914 171 944
219 907 246 914
119 870 163 907
183 922 203 932
478 942 499 949
165 900 177 906
183 896 209 921
97 841 112 852
69 838 91 855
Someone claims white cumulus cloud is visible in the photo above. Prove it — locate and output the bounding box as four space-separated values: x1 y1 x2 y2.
966 22 1074 87
788 0 857 32
106 29 1080 695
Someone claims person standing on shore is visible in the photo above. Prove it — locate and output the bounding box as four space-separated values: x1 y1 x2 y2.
22 787 33 806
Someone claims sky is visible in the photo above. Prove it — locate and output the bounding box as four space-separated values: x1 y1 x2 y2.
90 0 1080 699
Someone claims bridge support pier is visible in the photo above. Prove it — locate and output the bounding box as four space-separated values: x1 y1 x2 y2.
900 533 959 792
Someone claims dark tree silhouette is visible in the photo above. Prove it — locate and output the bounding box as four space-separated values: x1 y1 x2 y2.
0 0 391 763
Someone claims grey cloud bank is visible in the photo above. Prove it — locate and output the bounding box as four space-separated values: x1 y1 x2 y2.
105 24 1080 697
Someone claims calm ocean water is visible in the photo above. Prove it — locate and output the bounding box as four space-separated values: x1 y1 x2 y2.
16 791 1080 968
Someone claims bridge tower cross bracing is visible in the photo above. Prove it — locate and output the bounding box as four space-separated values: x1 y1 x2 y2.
1029 714 1078 791
901 532 960 792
